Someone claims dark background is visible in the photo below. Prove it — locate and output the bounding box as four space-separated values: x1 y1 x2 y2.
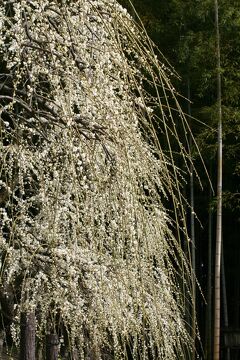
119 1 240 359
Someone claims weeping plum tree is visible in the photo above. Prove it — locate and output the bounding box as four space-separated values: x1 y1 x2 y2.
0 0 194 358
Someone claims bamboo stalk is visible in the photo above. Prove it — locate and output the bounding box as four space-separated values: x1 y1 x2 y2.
213 0 223 359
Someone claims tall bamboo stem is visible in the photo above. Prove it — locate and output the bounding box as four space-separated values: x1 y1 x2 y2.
213 0 223 359
187 77 196 360
221 242 230 360
205 179 213 359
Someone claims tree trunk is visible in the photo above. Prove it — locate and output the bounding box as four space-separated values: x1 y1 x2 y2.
19 312 36 360
46 334 59 360
213 0 223 359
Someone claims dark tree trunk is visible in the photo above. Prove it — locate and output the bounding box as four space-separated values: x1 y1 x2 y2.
19 312 36 360
46 334 59 360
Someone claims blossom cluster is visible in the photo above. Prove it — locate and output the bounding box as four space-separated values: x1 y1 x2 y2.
0 0 191 358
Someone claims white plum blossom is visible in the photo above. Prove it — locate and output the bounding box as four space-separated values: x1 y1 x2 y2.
0 0 193 358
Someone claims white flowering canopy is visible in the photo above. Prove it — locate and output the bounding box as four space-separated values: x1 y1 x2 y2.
0 0 193 358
